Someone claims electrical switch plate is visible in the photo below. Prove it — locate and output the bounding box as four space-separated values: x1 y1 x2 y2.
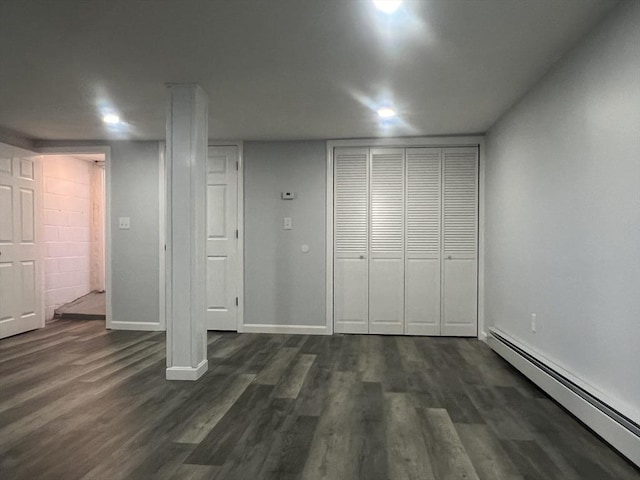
281 191 295 200
119 217 130 230
283 217 292 230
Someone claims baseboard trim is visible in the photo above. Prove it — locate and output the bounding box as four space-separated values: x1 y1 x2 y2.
242 324 330 335
109 321 165 332
488 328 640 467
166 359 208 381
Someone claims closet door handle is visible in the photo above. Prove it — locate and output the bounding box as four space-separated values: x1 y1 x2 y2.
359 255 366 260
446 255 453 260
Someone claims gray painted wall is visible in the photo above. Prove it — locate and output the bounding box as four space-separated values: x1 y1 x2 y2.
109 141 161 326
244 141 326 327
485 2 640 423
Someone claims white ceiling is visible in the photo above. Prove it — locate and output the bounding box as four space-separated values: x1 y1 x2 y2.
0 0 618 142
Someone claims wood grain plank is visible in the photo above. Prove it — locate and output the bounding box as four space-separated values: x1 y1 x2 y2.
176 373 256 444
418 408 480 480
384 392 437 480
358 335 384 382
301 371 360 480
275 354 316 399
255 347 299 385
185 383 274 466
455 423 524 480
260 414 319 480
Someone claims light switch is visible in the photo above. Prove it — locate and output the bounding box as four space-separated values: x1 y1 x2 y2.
119 217 130 229
283 217 292 230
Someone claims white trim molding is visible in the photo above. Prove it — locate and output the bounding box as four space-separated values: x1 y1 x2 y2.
325 141 334 335
325 136 486 339
488 328 640 467
477 141 487 341
166 359 209 381
108 321 164 332
158 142 166 331
242 324 331 335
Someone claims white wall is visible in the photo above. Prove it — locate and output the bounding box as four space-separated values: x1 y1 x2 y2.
42 155 94 319
244 141 326 329
89 164 105 292
485 1 640 423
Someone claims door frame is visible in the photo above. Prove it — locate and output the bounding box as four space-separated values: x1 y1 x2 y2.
208 141 245 332
325 136 486 339
37 146 113 328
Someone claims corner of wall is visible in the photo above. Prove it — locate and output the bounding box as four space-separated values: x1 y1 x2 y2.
0 126 37 152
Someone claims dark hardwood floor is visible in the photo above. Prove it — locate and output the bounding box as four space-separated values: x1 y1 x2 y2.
1 319 637 480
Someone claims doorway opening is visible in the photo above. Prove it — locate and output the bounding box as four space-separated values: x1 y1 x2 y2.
39 152 106 323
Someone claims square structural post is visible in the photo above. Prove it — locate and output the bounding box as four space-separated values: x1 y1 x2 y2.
165 84 208 380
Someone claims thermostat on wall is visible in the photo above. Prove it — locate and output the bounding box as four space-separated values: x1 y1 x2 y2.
281 191 295 200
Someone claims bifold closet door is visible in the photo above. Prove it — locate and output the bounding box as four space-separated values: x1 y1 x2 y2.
333 145 478 337
442 147 478 337
405 148 442 335
369 148 404 335
334 148 369 334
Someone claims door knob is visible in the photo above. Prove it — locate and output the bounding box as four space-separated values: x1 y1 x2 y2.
447 255 452 260
359 255 365 259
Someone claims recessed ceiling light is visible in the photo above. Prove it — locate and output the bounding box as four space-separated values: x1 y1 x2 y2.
102 114 120 124
373 0 402 14
377 107 397 119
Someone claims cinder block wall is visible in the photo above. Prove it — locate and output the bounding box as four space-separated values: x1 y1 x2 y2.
42 155 93 319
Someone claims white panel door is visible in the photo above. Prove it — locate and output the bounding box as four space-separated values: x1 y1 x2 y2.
205 145 238 331
0 146 43 339
334 147 369 334
405 148 441 335
369 148 404 335
442 147 478 337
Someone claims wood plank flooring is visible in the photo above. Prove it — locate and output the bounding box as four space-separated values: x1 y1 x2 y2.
0 320 638 480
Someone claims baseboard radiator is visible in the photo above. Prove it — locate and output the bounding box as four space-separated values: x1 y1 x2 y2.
487 328 640 467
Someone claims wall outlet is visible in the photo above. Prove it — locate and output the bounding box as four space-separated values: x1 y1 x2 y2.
283 217 292 230
531 313 537 333
118 217 130 229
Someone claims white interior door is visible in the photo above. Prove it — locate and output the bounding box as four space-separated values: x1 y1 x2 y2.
442 147 478 337
369 148 404 335
405 148 442 335
334 148 368 334
0 144 43 339
205 145 238 331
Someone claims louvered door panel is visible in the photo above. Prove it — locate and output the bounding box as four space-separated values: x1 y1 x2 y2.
442 147 478 337
443 148 478 258
369 148 404 334
334 147 368 333
405 148 441 335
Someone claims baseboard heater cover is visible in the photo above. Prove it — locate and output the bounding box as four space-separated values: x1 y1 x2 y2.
487 328 640 467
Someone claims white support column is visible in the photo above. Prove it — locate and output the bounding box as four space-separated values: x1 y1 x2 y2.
165 84 208 381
